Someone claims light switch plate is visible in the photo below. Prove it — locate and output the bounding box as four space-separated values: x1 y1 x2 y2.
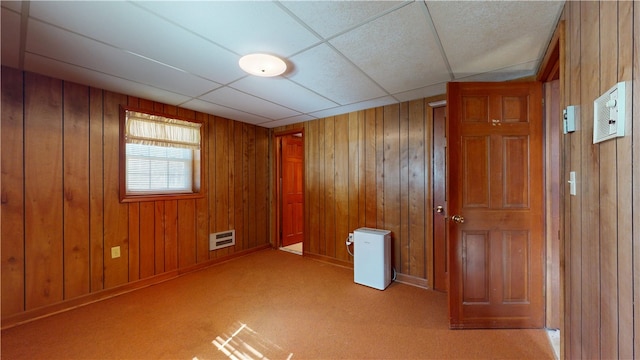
569 171 576 196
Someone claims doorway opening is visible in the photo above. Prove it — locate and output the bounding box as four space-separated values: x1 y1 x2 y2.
275 130 304 255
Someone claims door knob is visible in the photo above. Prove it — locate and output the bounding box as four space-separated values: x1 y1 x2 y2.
435 205 444 214
451 215 465 223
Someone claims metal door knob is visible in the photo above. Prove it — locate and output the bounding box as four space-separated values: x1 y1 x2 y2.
435 205 444 214
451 215 465 223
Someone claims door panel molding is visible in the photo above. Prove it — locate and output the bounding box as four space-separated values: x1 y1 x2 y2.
448 81 544 329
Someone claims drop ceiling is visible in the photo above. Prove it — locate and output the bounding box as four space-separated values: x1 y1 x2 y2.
1 1 564 128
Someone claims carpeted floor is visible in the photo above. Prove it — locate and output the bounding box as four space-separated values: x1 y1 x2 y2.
1 249 555 359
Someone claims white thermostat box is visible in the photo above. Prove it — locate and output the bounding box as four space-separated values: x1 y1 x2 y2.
593 81 628 143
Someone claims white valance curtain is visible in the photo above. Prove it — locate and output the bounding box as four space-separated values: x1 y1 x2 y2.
125 110 201 150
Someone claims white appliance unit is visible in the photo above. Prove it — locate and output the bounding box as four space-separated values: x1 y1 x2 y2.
353 228 391 290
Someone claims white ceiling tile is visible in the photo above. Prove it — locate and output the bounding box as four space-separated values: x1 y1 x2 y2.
179 98 271 125
309 96 397 119
199 87 301 120
134 1 320 57
288 43 388 105
330 2 451 95
1 7 21 69
258 115 316 128
427 1 564 78
26 19 222 98
231 76 337 114
281 1 406 39
29 1 244 84
2 0 564 128
24 53 191 105
393 82 447 103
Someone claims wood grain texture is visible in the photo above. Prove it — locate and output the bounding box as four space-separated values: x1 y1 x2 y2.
307 120 320 254
348 112 360 250
364 108 377 228
63 81 91 299
196 113 210 263
334 114 349 261
561 1 638 358
543 81 561 330
579 2 601 356
24 72 64 309
128 202 140 281
356 111 366 230
103 91 129 288
231 118 244 254
633 3 640 357
1 69 273 323
126 97 141 282
317 119 327 255
615 2 634 359
89 87 105 292
227 120 236 255
139 202 155 278
278 99 438 284
164 200 178 271
566 2 582 357
255 126 270 247
246 125 257 249
408 99 426 279
323 117 336 258
376 107 385 231
399 102 410 274
383 104 401 271
1 67 25 316
598 2 618 358
154 201 166 274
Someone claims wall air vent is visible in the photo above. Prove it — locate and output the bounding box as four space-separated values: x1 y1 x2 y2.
209 230 235 251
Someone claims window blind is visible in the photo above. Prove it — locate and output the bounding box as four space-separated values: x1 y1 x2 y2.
124 110 201 195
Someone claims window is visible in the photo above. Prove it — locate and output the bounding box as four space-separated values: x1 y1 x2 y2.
120 107 204 202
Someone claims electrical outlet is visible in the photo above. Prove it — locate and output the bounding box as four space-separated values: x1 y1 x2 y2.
111 246 121 259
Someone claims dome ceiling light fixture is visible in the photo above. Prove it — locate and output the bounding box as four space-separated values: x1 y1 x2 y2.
238 53 287 77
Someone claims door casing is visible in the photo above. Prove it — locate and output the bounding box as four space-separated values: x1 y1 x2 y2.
274 128 305 249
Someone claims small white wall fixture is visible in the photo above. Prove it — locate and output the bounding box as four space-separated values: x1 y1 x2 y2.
593 81 629 144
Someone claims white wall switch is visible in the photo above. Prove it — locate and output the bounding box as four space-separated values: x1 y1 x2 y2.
568 171 577 196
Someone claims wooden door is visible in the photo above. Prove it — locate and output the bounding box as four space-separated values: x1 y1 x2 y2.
447 82 544 329
433 106 448 292
281 135 303 247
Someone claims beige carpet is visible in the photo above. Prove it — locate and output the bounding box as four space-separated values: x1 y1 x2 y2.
1 249 555 359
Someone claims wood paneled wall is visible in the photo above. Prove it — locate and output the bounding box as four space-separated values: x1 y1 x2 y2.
562 1 638 358
1 67 270 322
277 98 439 286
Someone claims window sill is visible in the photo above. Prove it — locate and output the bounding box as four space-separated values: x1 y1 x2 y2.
120 192 205 203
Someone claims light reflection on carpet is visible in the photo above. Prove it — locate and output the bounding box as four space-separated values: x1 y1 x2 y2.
195 322 293 360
